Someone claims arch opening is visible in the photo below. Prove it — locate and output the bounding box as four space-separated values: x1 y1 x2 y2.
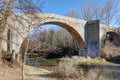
100 31 120 63
101 32 120 48
106 32 120 46
37 21 86 48
20 21 86 58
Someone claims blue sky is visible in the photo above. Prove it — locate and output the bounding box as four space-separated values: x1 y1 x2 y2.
31 0 120 34
36 0 120 30
42 0 105 15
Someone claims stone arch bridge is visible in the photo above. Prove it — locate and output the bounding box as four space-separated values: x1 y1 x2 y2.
2 13 119 57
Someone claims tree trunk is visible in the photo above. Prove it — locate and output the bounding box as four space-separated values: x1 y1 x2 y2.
0 42 2 57
22 22 30 80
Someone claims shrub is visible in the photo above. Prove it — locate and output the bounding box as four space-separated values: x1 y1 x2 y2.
100 49 106 58
52 59 107 80
102 41 120 60
1 50 21 68
53 59 82 79
84 69 107 80
1 50 12 61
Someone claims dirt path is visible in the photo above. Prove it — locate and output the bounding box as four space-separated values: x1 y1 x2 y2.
25 65 53 80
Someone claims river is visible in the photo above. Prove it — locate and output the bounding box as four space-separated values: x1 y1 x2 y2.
26 58 120 80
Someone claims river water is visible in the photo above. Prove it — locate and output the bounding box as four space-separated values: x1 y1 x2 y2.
26 58 120 80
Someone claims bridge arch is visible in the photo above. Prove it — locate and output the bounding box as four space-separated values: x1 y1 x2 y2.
106 32 120 46
101 31 120 47
34 21 86 48
19 18 87 55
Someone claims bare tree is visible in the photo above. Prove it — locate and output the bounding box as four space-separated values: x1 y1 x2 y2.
0 0 44 79
80 2 94 20
39 29 47 42
92 3 105 23
16 0 44 79
116 16 120 34
80 0 119 25
46 29 55 45
103 0 119 26
80 2 104 21
65 9 81 19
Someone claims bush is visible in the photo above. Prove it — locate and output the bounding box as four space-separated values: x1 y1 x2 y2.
1 50 21 68
102 41 120 63
84 69 107 80
1 50 12 61
53 59 82 79
100 49 106 58
52 59 107 80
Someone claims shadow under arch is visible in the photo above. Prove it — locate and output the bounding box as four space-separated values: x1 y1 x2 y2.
106 32 120 37
101 31 120 48
106 31 120 46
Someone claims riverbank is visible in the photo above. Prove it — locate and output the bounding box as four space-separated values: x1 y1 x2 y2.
0 57 119 80
62 57 120 66
25 57 120 80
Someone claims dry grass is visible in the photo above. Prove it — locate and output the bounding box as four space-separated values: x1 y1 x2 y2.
0 60 22 80
53 59 80 78
52 59 107 80
83 69 107 80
